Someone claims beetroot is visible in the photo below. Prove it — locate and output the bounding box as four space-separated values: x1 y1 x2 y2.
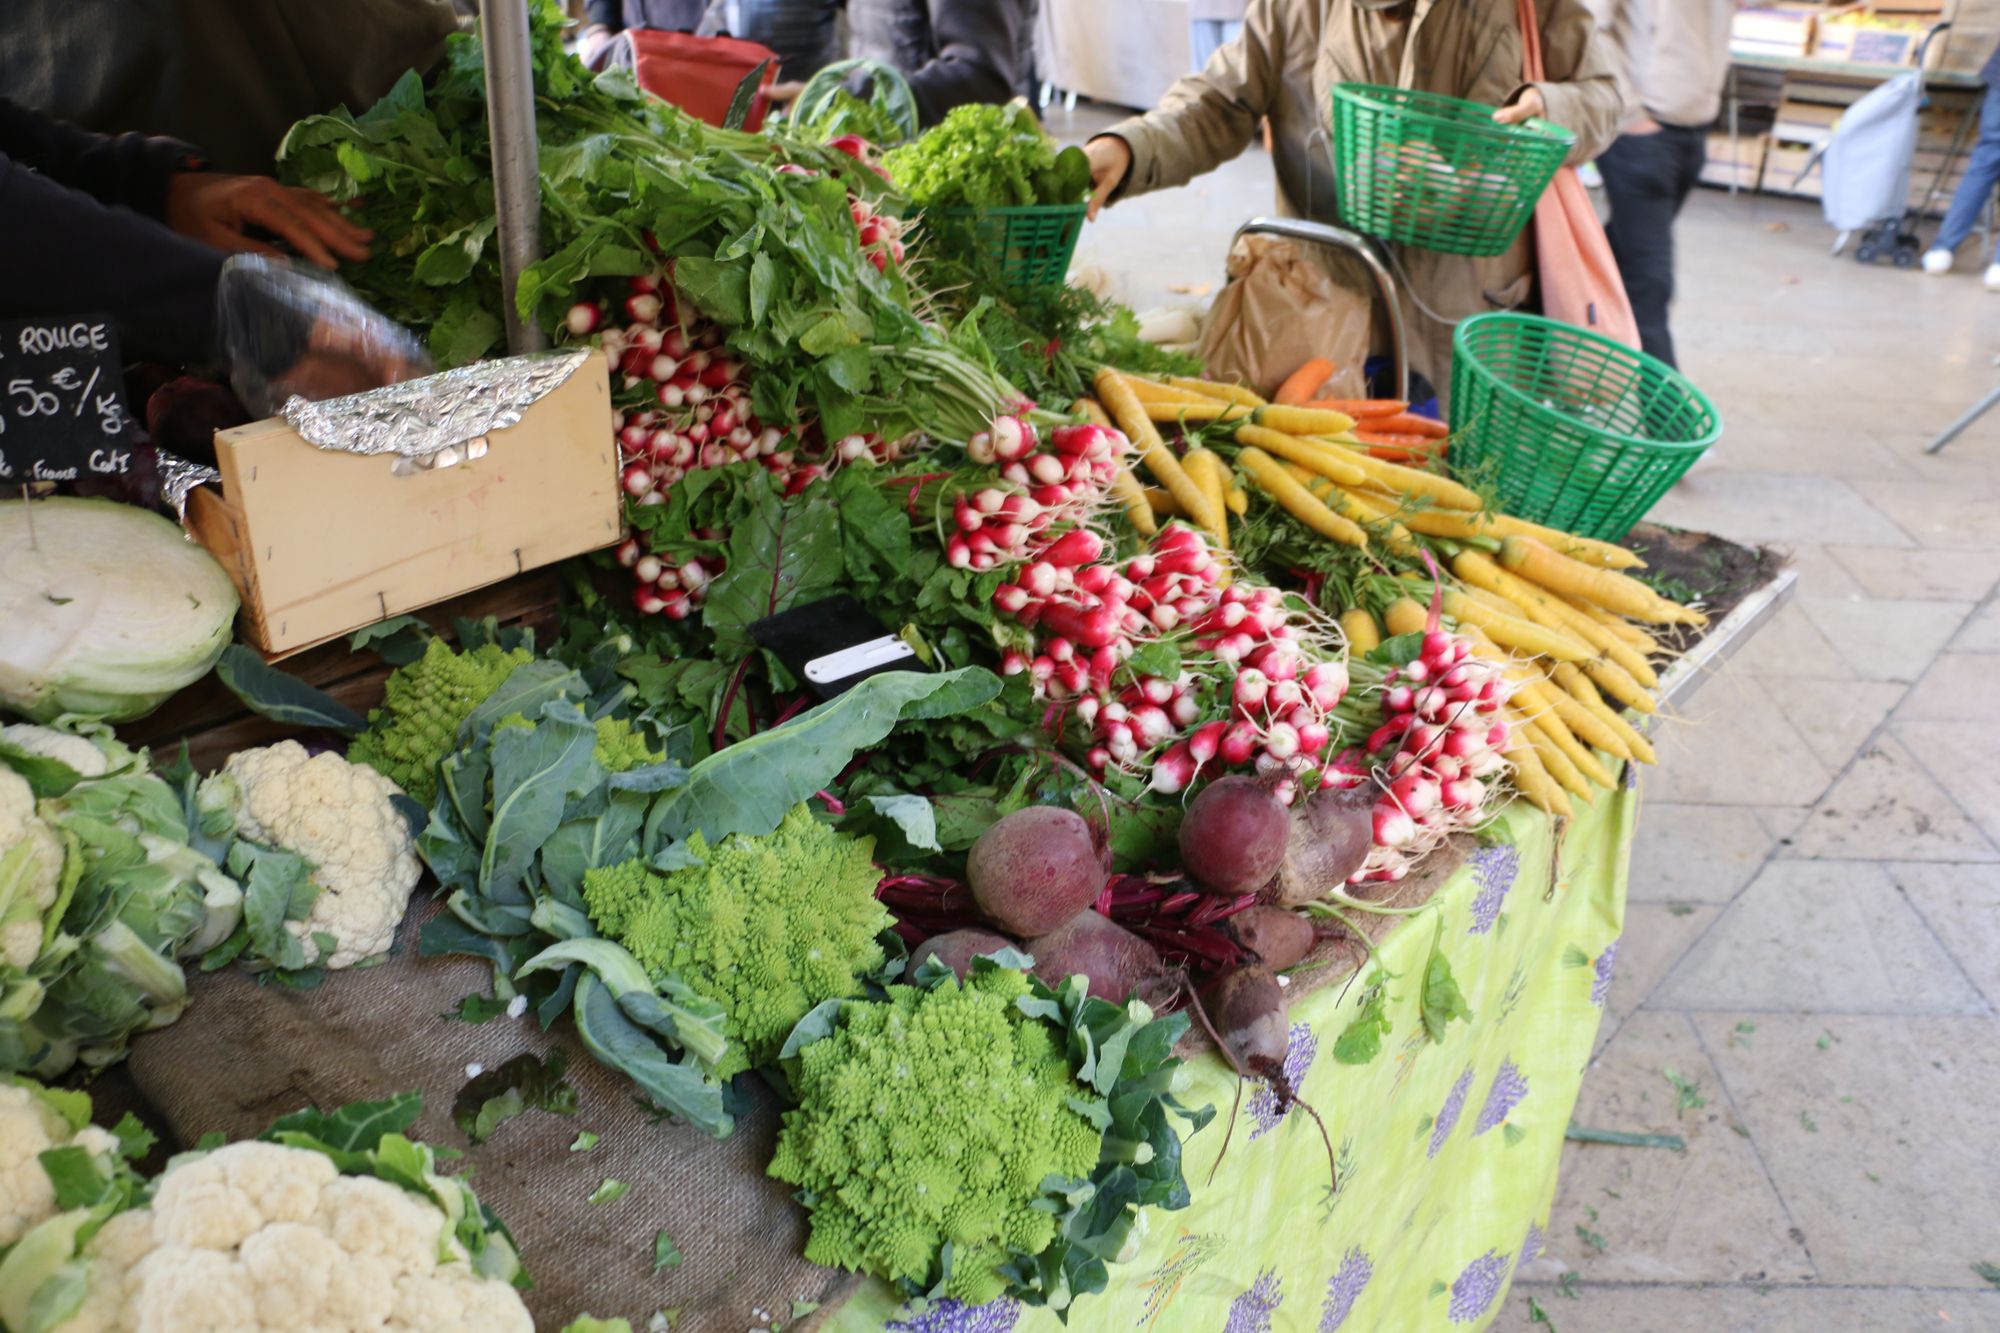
1225 906 1316 972
1267 784 1375 906
1179 775 1291 896
967 805 1105 936
1028 910 1167 1004
912 928 1017 980
1204 965 1289 1078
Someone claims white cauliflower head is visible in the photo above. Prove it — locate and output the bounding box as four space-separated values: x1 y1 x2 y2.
204 742 420 969
0 725 113 779
50 1141 533 1333
0 1081 120 1247
1 767 66 970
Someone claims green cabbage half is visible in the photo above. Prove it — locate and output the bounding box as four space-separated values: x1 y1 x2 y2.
0 498 239 722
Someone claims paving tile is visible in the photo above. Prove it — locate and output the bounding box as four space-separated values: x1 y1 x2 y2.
1726 601 1853 681
1862 480 2000 549
1894 722 2000 847
1755 806 1814 845
1495 1283 2000 1333
1783 736 1997 864
1796 595 1975 684
1952 601 2000 653
1648 675 1835 808
1773 543 1864 600
1647 473 1916 549
1539 1013 1811 1284
1769 678 1905 771
1600 903 1721 1052
1897 655 1999 722
1887 862 2000 1011
1829 545 2000 603
1695 1013 2000 1287
1653 859 1988 1015
1721 427 1913 481
1628 803 1781 904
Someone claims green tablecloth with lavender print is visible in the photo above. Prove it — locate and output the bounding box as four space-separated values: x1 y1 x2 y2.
823 778 1637 1333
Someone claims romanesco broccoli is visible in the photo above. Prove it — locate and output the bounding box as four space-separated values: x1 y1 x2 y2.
493 712 661 774
766 965 1104 1302
347 639 530 804
581 805 890 1077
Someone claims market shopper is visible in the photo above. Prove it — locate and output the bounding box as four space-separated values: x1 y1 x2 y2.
845 0 1038 126
1922 43 2000 287
0 98 371 364
1083 0 1624 402
1588 0 1734 367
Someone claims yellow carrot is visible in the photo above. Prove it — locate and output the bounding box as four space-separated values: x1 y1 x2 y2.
1552 663 1660 760
1237 448 1369 548
1434 587 1594 662
1142 400 1255 425
1233 423 1371 488
1115 377 1217 407
1525 722 1595 803
1323 487 1422 557
1072 398 1114 427
1095 368 1224 535
1389 508 1641 568
1252 404 1358 437
1570 598 1661 654
1110 468 1157 535
1499 536 1701 625
1341 608 1382 655
1317 441 1483 511
1143 487 1182 517
1454 551 1659 690
1502 714 1573 817
1383 597 1430 637
1166 374 1266 407
1226 486 1249 516
1184 448 1232 551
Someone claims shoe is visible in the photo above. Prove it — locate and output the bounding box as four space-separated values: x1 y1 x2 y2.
1923 248 1954 275
1986 263 2000 290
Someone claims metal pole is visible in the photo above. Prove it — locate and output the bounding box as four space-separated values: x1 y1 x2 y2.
482 0 547 353
1925 381 2000 454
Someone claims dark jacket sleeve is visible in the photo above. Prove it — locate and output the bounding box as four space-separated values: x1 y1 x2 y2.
0 97 203 220
0 145 225 364
901 0 1033 124
585 0 622 29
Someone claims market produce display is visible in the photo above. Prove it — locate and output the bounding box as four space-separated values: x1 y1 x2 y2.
0 5 1739 1327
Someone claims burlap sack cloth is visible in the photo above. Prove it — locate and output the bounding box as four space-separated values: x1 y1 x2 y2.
126 898 859 1332
124 848 1472 1329
1198 233 1379 402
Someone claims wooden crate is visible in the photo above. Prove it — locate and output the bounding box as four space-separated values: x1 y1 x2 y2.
122 571 568 774
188 351 619 657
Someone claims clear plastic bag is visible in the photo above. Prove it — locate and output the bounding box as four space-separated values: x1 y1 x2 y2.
215 254 432 419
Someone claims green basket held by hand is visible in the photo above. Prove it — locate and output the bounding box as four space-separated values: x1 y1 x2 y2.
1448 313 1722 542
1330 84 1573 257
937 204 1088 288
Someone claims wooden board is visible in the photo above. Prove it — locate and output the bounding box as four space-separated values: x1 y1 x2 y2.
189 351 619 655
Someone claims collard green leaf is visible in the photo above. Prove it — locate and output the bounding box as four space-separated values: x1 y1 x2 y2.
645 667 1001 848
860 793 940 853
480 703 600 904
349 614 433 666
214 646 367 733
571 974 731 1138
460 660 584 746
1420 917 1472 1043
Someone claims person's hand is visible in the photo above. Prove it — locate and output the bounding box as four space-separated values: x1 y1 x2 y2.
769 80 806 104
1084 136 1132 220
166 173 372 269
578 23 616 67
1493 86 1548 126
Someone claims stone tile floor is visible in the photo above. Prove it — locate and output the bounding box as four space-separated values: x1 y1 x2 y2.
1048 104 2000 1331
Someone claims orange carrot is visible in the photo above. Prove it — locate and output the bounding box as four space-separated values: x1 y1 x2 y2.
1274 357 1337 406
1354 430 1446 462
1364 413 1449 439
1304 398 1407 418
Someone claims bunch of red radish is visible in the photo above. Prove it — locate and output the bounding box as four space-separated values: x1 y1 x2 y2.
611 533 722 621
969 419 1125 512
1348 625 1513 883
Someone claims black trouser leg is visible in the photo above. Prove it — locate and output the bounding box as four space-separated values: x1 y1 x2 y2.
1596 125 1705 369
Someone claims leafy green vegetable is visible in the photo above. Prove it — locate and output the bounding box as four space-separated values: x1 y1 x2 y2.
886 102 1086 210
213 646 367 733
588 1177 630 1205
791 59 919 144
570 1129 601 1153
1419 917 1472 1043
652 1229 683 1271
1332 971 1393 1065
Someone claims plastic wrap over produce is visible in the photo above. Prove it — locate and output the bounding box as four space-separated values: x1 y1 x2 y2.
217 254 434 418
281 347 594 470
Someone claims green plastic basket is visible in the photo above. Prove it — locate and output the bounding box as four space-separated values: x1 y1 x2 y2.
1330 84 1573 258
1448 313 1722 542
938 203 1087 288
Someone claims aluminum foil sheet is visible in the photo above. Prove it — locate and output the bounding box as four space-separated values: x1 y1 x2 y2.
156 451 223 528
279 348 592 464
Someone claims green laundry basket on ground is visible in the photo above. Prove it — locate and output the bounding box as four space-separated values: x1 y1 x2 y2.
1448 313 1722 542
1330 84 1573 257
936 203 1087 288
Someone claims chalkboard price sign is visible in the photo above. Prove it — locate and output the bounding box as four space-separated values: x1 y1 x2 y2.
0 315 134 486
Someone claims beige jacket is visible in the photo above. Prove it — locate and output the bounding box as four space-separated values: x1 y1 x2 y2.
1106 0 1625 400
